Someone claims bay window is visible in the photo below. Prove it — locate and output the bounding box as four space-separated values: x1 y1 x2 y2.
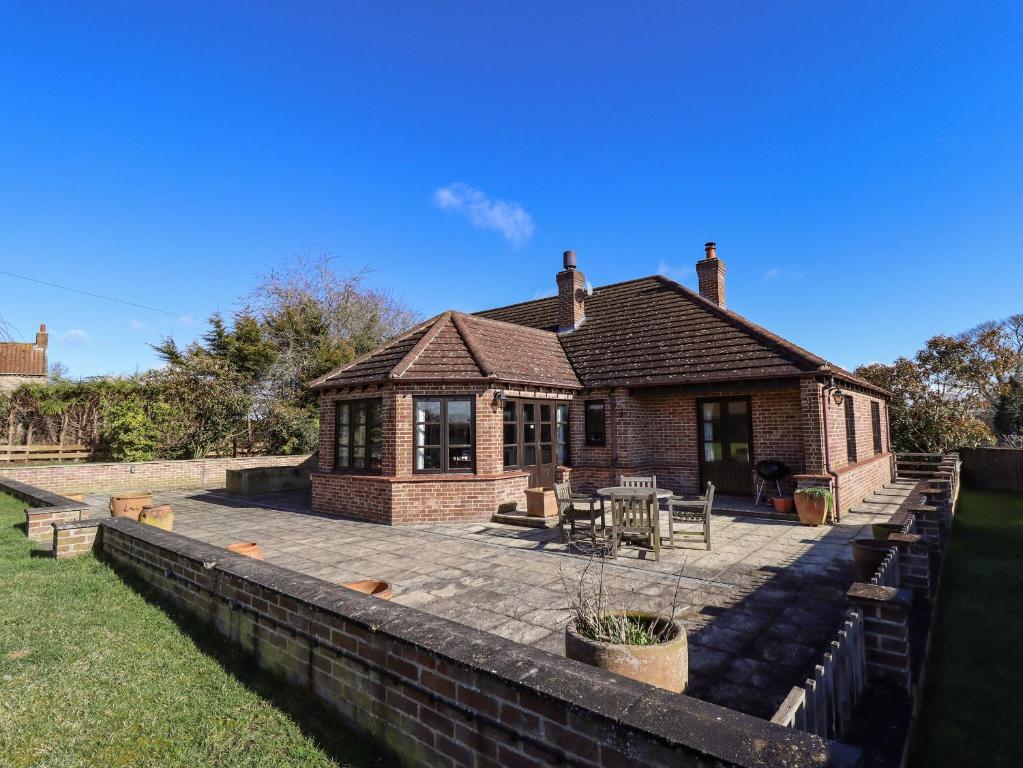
414 396 475 473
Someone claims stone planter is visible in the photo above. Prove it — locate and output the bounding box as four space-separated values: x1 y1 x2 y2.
138 504 174 531
525 487 557 518
342 579 393 600
109 492 153 521
565 611 688 693
226 542 264 560
794 492 830 526
851 538 893 581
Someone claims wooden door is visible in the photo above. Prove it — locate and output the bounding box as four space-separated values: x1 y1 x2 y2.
518 401 556 488
698 397 754 495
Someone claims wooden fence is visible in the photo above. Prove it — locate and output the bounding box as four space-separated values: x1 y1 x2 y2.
0 444 92 464
958 447 1023 493
771 609 866 738
870 545 900 588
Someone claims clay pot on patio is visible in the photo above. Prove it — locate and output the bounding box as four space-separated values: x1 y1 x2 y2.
565 611 688 693
226 541 264 560
109 492 154 521
138 504 174 531
794 490 832 526
524 487 558 518
342 579 394 600
851 538 893 581
770 497 794 515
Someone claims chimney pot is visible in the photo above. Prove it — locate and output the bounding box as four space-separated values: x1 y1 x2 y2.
705 242 717 259
563 250 577 270
40 323 46 332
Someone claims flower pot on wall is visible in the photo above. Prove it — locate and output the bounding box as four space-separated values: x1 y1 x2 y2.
109 492 154 521
138 504 174 531
342 579 394 600
565 611 688 693
851 538 893 581
226 542 264 560
525 487 558 518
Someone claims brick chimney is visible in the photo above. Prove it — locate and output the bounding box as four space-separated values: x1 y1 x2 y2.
556 250 586 332
696 242 726 308
35 324 48 349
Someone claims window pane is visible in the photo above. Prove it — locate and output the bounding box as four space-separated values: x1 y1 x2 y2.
416 446 441 470
727 400 747 416
585 401 605 445
524 422 536 443
449 422 471 446
557 443 568 465
447 399 471 423
522 403 534 422
449 446 472 470
524 444 536 465
503 423 517 444
503 402 515 422
704 442 722 462
540 404 551 423
702 402 720 420
730 442 750 462
416 399 442 424
541 445 552 464
336 444 350 467
703 422 716 441
504 445 518 467
540 422 552 443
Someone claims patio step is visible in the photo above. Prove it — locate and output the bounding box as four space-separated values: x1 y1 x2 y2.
491 511 558 529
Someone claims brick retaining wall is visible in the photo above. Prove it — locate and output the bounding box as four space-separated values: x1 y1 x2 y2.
96 517 859 768
0 454 312 496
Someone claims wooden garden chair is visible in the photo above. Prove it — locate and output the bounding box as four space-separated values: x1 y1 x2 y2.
610 491 660 561
666 482 714 550
618 474 657 489
554 481 605 545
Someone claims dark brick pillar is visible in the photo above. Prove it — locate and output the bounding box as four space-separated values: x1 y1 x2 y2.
888 532 935 601
847 583 913 691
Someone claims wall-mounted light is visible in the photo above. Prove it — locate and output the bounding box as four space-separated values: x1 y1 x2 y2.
831 388 846 406
493 390 507 404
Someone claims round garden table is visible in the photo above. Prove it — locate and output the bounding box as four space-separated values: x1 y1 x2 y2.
595 486 674 500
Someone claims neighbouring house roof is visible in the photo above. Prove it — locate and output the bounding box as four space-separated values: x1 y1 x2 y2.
310 311 581 390
0 342 47 378
477 275 883 392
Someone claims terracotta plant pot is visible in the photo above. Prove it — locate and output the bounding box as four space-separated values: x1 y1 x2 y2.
770 497 794 514
226 542 264 560
565 611 688 693
524 487 558 518
342 579 394 600
794 492 830 526
851 538 893 581
109 492 154 521
138 504 174 531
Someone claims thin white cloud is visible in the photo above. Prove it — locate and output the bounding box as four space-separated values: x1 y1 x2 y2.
763 267 781 281
434 183 534 245
656 259 693 281
129 319 148 331
178 315 195 325
59 329 89 346
533 287 557 300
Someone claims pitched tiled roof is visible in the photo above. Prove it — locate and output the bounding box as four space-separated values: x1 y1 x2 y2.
478 275 880 391
0 342 47 377
310 311 581 390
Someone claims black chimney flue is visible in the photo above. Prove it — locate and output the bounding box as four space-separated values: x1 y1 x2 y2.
562 250 577 270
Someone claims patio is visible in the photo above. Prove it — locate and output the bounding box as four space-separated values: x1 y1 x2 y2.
84 482 915 720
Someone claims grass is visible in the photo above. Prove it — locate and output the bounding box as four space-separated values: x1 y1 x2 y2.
0 491 392 768
908 488 1023 768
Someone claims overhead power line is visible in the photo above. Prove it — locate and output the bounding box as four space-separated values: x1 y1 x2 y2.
0 269 192 319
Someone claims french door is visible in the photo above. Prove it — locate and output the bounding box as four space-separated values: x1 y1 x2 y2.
502 399 569 489
697 397 754 495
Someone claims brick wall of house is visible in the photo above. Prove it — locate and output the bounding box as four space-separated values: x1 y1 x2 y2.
821 387 894 514
0 454 312 496
96 517 846 768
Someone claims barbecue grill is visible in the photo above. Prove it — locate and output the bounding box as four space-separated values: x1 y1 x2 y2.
754 460 791 505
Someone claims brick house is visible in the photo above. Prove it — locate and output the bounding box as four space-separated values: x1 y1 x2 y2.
0 324 48 393
310 245 892 525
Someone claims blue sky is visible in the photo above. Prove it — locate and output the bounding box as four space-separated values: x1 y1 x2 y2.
2 2 1021 377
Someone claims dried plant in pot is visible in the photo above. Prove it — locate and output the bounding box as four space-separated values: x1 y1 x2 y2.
561 556 689 693
794 487 833 526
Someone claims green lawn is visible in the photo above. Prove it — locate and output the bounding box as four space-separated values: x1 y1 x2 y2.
908 488 1023 768
0 491 391 768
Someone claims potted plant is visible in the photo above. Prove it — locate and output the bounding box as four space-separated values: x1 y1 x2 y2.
562 558 688 692
770 496 794 514
851 538 893 581
794 487 833 526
